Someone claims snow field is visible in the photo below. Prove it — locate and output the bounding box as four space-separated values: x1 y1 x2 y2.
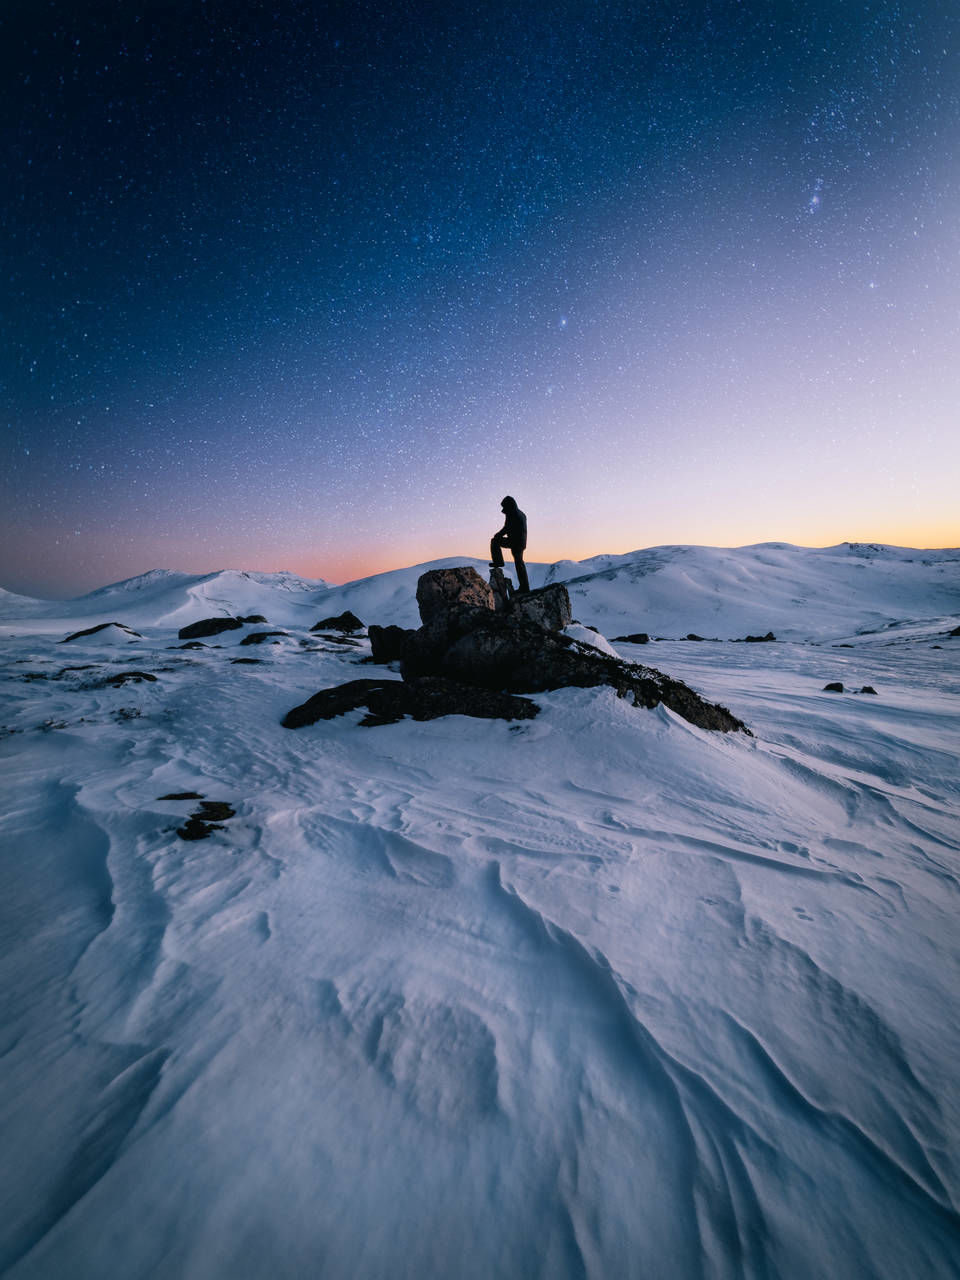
1 548 959 1277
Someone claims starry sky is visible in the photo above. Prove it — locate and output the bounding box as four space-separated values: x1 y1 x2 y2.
2 0 959 597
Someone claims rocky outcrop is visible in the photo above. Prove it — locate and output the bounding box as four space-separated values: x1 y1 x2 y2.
287 564 749 734
283 677 539 728
742 631 776 643
239 630 290 645
417 567 494 622
178 617 243 640
238 614 267 624
823 682 844 692
612 632 650 644
311 611 364 633
508 584 571 632
62 621 142 643
368 624 412 663
488 566 514 610
100 670 158 686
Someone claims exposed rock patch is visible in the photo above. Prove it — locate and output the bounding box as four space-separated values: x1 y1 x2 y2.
741 631 777 643
369 623 414 663
62 621 143 643
177 799 237 841
239 630 290 645
100 670 158 686
308 634 363 646
612 632 650 644
823 682 844 692
178 617 243 640
239 614 267 624
283 677 538 729
311 611 364 633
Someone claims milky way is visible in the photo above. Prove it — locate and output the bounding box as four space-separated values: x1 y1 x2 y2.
2 0 958 596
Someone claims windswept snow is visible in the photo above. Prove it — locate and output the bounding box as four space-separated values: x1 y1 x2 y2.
1 545 959 1278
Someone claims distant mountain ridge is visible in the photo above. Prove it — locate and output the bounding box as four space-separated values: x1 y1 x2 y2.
1 544 958 641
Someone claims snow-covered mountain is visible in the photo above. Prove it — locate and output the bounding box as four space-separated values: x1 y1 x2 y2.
0 568 332 632
3 543 958 641
543 541 960 641
1 543 959 1277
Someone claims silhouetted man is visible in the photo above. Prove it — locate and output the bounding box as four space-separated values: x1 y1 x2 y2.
490 495 529 593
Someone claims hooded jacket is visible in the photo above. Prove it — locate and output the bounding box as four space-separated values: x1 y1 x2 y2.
498 496 527 550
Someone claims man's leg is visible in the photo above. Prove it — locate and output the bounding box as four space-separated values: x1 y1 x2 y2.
513 550 530 593
490 535 505 568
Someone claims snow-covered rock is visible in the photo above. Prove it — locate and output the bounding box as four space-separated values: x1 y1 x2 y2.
563 623 620 657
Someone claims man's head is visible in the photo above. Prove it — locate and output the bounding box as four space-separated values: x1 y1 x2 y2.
501 495 517 513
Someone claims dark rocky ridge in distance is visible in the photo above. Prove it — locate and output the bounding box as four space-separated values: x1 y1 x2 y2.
287 566 749 734
178 617 244 640
62 621 143 643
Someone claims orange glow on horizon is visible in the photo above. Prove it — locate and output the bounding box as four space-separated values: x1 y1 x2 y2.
277 520 960 585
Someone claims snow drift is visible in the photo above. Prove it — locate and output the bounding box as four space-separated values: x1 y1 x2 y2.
1 544 958 1277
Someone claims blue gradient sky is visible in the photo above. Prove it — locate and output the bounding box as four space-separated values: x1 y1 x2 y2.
2 0 958 597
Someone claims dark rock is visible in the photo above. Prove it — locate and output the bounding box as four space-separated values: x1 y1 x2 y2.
289 566 749 735
196 800 235 821
507 583 572 632
309 634 362 646
176 799 236 841
436 615 748 733
158 791 205 800
240 630 290 645
283 676 539 729
743 632 776 643
416 567 495 624
834 644 855 648
231 657 263 664
858 686 878 695
310 610 364 633
62 621 142 643
932 645 942 649
176 817 217 840
176 641 207 650
102 670 158 686
488 566 514 611
823 682 844 692
178 617 243 640
239 614 268 624
949 625 960 637
284 679 394 726
612 633 650 644
685 633 706 642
